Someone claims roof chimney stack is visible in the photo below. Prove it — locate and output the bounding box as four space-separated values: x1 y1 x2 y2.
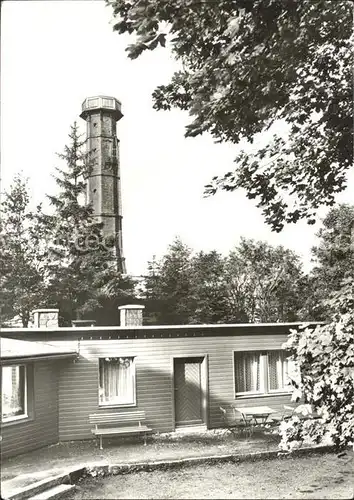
32 309 59 328
118 304 145 327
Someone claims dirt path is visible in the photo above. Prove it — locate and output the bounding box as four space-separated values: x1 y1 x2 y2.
68 452 353 499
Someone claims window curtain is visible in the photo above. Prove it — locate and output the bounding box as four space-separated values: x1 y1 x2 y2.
99 358 134 405
235 352 260 393
268 351 286 390
2 365 26 419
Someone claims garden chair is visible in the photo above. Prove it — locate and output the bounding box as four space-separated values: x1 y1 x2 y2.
267 412 284 426
282 404 320 421
219 406 254 437
282 405 296 421
246 409 282 440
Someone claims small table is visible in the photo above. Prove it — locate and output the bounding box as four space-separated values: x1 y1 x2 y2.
237 405 278 426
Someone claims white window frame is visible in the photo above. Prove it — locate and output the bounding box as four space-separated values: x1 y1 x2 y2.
98 357 136 408
1 364 28 423
233 351 265 397
234 350 293 398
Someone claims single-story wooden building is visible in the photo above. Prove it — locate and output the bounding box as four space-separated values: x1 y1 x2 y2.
1 314 316 459
0 337 77 458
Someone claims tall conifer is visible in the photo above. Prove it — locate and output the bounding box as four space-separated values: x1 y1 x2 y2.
43 124 134 324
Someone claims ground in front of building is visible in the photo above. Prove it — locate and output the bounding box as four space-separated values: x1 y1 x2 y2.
67 452 353 500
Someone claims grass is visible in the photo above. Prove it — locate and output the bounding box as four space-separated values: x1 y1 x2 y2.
67 451 353 499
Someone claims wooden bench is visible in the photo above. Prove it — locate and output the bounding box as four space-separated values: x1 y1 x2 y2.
89 411 152 450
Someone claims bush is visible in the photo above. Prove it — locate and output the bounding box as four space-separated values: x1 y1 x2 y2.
280 278 354 451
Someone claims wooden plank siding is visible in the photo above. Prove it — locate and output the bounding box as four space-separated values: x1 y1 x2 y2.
54 330 293 441
1 360 60 459
2 323 307 444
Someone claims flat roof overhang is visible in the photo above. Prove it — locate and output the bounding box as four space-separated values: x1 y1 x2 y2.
0 322 325 342
0 321 324 334
0 352 78 365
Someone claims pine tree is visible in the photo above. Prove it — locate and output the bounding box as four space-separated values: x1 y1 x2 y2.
143 238 195 324
190 250 229 324
43 124 134 324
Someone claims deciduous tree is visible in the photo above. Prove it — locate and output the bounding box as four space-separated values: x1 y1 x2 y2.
224 238 306 322
0 175 49 326
143 237 306 324
108 0 353 231
298 205 354 321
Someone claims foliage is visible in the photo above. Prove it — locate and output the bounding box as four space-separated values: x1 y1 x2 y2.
307 204 354 319
144 246 229 324
224 238 306 322
143 236 306 324
281 278 354 451
108 0 354 454
278 415 327 452
108 0 353 231
144 238 195 324
0 175 49 326
42 124 134 324
190 250 229 324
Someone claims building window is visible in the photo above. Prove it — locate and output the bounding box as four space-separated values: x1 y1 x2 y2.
234 350 294 396
267 350 292 391
1 365 27 422
99 357 135 407
234 352 262 395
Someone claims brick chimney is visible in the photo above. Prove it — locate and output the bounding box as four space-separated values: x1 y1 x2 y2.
32 309 59 328
118 304 145 327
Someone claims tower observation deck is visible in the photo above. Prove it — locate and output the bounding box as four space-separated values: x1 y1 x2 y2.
80 95 126 274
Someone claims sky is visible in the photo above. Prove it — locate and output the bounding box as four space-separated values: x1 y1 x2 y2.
1 0 353 277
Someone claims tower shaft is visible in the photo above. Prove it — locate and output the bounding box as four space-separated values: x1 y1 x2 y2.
80 96 126 274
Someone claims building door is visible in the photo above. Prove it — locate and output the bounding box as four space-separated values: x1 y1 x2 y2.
174 357 206 427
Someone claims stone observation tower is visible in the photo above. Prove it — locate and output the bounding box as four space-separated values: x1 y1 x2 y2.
80 96 126 273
